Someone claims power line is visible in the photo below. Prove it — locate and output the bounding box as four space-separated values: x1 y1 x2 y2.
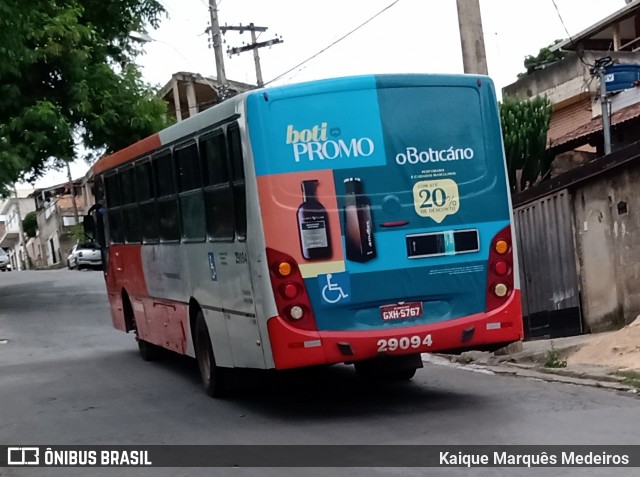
550 0 572 41
264 0 402 86
550 0 593 67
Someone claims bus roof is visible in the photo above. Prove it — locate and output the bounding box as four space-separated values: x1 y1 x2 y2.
91 73 494 175
91 89 252 175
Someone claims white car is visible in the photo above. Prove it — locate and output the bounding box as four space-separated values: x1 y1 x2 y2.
0 248 11 271
67 243 102 270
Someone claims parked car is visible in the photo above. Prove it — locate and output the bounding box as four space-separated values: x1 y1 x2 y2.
67 243 101 270
0 248 11 271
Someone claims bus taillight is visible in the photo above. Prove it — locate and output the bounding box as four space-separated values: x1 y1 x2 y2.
486 226 514 312
266 248 318 331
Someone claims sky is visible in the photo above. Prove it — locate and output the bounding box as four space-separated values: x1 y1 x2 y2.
22 0 630 191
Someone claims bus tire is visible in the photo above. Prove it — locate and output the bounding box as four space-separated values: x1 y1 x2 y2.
389 367 417 381
195 311 227 398
137 339 162 361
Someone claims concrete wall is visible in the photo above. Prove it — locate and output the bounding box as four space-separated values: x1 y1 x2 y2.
37 202 63 266
26 236 45 269
572 161 640 331
503 51 640 107
35 196 84 267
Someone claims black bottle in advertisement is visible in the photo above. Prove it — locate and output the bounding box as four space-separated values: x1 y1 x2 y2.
297 180 332 260
344 177 377 262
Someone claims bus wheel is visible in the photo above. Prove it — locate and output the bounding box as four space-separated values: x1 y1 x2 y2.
195 312 227 398
389 367 417 381
137 339 162 361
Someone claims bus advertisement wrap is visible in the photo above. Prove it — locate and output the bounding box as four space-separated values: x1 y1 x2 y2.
249 75 513 334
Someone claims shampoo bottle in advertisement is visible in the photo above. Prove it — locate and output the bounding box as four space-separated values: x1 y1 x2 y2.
344 177 377 262
297 180 332 260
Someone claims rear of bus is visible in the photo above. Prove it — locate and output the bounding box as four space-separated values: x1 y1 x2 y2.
246 75 523 372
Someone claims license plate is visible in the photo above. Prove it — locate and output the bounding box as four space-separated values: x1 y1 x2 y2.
380 302 423 321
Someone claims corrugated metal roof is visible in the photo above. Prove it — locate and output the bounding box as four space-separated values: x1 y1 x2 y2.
549 100 640 150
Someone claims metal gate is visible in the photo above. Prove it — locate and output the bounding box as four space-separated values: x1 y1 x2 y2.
514 189 583 339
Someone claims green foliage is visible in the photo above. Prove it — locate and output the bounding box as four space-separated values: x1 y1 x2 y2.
499 96 553 193
612 370 640 389
543 346 567 369
518 40 568 78
71 223 86 242
22 211 38 238
0 0 170 196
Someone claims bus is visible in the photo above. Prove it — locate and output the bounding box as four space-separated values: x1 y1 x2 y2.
85 74 523 397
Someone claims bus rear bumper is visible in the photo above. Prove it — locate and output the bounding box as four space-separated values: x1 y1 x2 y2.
267 290 523 370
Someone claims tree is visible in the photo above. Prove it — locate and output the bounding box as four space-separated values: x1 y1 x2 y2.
22 211 38 239
518 40 568 78
499 96 553 193
0 0 170 196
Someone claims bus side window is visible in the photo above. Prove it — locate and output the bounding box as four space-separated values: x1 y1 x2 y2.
136 159 159 244
175 142 206 242
120 165 141 244
92 175 106 247
199 131 235 242
104 172 123 244
227 123 246 241
153 150 180 242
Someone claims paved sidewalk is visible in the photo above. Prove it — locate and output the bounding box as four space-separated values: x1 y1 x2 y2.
434 333 640 395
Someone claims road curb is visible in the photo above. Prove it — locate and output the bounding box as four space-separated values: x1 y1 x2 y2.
482 363 638 393
428 353 639 394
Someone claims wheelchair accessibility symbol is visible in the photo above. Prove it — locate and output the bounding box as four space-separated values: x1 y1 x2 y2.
319 272 351 305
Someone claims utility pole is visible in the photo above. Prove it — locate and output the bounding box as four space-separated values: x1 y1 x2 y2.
455 0 488 75
223 23 283 87
12 184 29 270
592 57 613 155
65 160 80 224
206 0 227 92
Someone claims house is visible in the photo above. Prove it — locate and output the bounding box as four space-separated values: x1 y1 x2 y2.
504 0 640 170
502 0 640 338
30 180 85 268
159 72 254 122
0 191 37 270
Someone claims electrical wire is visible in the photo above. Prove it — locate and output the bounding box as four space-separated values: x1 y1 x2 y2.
264 0 402 86
550 0 593 68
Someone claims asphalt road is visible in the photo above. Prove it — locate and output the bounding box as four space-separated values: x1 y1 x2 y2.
1 270 639 477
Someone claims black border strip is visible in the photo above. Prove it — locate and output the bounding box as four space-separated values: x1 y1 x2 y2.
201 304 256 318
